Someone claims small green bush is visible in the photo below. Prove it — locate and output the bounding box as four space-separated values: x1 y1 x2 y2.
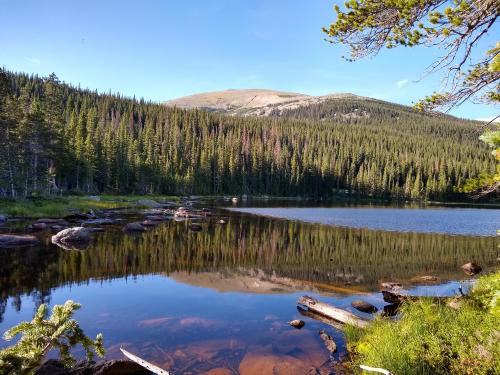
345 271 500 375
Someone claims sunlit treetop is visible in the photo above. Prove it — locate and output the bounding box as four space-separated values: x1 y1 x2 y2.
324 0 499 111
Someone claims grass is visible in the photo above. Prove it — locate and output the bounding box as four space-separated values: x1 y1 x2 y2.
345 271 500 375
0 195 180 218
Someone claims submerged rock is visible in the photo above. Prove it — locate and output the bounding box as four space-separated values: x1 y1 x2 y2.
123 222 147 232
239 351 311 375
0 234 40 248
351 299 378 314
319 330 337 353
52 227 92 245
35 359 150 375
461 262 482 276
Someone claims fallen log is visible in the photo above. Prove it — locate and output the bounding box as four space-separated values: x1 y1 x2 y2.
297 306 345 331
297 296 369 328
120 347 170 375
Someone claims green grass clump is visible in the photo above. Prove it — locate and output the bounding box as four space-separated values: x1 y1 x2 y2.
345 271 500 375
0 196 128 218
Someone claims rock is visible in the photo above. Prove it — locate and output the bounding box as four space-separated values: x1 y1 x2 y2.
0 234 40 248
50 225 68 233
0 214 7 223
239 351 311 375
64 213 94 220
28 222 48 230
35 359 150 375
411 275 439 284
200 368 233 375
351 299 378 314
83 218 116 225
189 223 202 232
136 199 162 208
145 215 167 221
141 220 159 227
380 282 403 292
461 262 482 276
288 319 305 329
36 218 70 226
52 227 92 248
319 330 337 353
218 219 226 224
382 303 400 317
86 195 101 201
123 222 146 232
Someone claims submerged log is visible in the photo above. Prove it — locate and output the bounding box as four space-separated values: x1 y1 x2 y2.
120 348 170 375
297 296 369 328
319 330 337 353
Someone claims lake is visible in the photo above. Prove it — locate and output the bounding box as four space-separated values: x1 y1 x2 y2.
0 202 498 374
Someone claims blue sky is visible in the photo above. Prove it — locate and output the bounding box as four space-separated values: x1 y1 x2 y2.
1 0 498 120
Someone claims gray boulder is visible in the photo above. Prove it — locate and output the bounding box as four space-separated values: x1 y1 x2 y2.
0 234 40 248
52 227 92 246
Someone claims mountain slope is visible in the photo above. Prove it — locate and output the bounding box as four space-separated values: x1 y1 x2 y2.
164 88 360 117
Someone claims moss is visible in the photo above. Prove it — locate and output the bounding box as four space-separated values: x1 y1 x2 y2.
345 271 500 375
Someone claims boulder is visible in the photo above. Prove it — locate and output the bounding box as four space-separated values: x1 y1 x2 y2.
200 368 233 375
0 234 40 248
28 222 48 231
145 215 167 221
141 220 159 227
461 262 482 276
288 319 305 329
83 218 116 225
36 218 70 226
351 299 378 314
380 282 403 292
135 199 161 208
52 227 92 246
239 352 311 375
35 359 150 375
123 222 146 232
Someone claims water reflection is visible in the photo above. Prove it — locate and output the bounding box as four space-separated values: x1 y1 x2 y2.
0 210 497 373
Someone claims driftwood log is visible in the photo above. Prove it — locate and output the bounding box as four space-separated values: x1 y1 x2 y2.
120 348 170 375
297 296 369 328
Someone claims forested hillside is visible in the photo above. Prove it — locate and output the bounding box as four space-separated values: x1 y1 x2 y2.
0 69 495 200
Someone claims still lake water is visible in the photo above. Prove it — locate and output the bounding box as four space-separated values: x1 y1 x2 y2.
0 203 498 374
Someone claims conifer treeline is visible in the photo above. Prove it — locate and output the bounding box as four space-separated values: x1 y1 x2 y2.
0 70 495 199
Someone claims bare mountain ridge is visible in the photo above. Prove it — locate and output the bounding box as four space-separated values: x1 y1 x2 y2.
164 88 361 117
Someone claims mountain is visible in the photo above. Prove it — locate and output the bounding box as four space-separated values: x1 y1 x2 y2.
164 88 360 117
1 70 495 200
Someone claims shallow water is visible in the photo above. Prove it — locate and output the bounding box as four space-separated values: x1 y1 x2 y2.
0 203 498 374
